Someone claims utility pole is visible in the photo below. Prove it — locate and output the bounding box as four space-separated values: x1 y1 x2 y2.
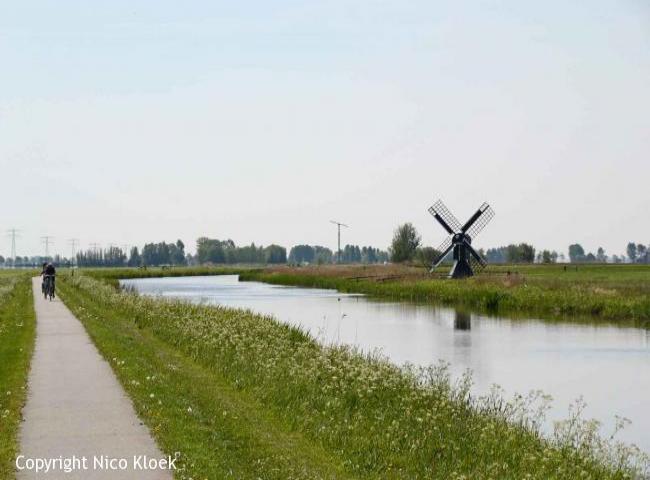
89 243 101 253
7 228 19 269
41 236 55 259
68 239 79 266
329 220 349 264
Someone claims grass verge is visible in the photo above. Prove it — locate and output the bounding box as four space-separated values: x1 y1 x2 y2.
57 271 645 479
0 273 36 478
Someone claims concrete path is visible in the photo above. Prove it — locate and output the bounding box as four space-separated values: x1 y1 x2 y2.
17 278 173 479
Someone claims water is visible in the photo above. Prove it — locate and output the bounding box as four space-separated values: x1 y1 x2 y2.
121 274 650 451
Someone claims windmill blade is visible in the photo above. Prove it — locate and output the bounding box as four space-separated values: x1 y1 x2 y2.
463 203 495 240
469 255 486 274
428 199 462 234
466 243 486 267
432 237 454 269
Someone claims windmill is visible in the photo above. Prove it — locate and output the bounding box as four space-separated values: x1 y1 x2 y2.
428 199 494 279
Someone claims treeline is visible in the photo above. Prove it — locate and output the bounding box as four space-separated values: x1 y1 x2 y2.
387 222 650 265
76 246 127 267
195 238 287 265
0 255 67 268
484 244 537 263
75 241 187 267
288 244 389 265
567 242 650 264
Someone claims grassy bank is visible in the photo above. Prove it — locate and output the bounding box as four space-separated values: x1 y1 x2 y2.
79 266 259 285
238 264 650 324
0 272 36 478
57 271 645 479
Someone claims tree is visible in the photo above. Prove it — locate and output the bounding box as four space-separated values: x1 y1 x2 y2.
568 244 586 263
627 242 637 263
596 247 607 263
313 246 333 264
415 247 441 267
128 247 141 267
637 244 648 264
390 223 420 262
541 250 553 264
264 245 287 264
196 237 226 264
289 245 315 264
505 243 535 263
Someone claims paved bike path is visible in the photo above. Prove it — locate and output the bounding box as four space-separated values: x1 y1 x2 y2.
17 278 173 479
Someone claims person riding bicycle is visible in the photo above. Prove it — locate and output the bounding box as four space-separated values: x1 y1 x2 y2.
41 262 56 298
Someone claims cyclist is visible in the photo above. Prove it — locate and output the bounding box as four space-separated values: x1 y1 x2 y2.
42 262 56 298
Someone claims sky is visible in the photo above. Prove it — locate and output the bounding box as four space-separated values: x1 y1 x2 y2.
1 0 649 258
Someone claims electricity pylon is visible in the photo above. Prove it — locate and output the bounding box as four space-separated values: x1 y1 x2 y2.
7 229 19 268
41 236 55 259
68 239 80 266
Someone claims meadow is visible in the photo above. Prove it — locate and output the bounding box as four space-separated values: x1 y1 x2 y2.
0 271 36 478
56 270 648 479
238 263 650 325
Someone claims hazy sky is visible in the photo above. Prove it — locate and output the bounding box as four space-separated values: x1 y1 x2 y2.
1 0 648 257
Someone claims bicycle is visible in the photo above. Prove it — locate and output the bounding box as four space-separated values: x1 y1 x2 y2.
43 275 55 301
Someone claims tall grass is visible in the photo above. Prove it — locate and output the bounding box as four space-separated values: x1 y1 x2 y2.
58 272 647 479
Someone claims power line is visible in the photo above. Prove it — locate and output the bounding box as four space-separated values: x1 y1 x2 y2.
329 220 349 264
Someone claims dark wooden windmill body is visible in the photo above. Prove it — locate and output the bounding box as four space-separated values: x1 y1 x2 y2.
428 199 494 279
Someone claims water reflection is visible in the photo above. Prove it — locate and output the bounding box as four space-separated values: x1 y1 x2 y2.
454 311 472 331
121 274 650 452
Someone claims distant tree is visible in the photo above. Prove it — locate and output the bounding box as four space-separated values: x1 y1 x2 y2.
541 250 554 264
637 244 648 264
289 245 315 264
170 240 187 265
0 255 4 266
568 244 586 263
486 247 507 263
264 245 287 264
128 247 141 267
627 242 637 263
612 254 621 264
196 237 226 264
596 247 607 263
342 245 362 263
415 247 441 267
390 223 421 262
585 252 596 262
505 243 535 263
313 246 333 265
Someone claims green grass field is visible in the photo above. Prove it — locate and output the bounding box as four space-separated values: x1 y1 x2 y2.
56 270 646 479
238 264 650 325
0 271 36 478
